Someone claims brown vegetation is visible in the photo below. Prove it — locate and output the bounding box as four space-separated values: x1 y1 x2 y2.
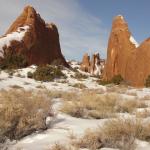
0 89 53 142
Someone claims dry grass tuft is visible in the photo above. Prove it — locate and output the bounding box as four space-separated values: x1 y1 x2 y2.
0 89 53 141
61 92 118 119
135 109 150 118
71 83 87 89
72 129 103 150
116 99 147 113
50 143 77 150
73 118 150 150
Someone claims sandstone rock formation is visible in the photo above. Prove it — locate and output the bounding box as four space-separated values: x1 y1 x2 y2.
104 15 150 87
125 38 150 87
90 53 101 75
80 53 90 72
0 5 68 67
80 52 104 76
103 15 140 84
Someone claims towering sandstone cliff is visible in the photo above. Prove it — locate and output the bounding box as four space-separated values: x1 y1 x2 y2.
0 5 68 67
104 15 138 82
125 38 150 86
104 15 150 87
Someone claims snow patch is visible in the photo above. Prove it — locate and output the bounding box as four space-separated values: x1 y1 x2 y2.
117 15 124 20
130 35 139 48
0 26 29 57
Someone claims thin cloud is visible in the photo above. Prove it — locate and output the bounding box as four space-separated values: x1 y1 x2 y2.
0 0 108 60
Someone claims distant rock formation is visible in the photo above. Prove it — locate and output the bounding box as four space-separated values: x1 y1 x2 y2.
80 53 90 72
90 53 101 75
103 15 137 81
80 52 104 76
0 5 68 67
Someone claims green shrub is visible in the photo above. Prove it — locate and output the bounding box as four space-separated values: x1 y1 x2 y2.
99 75 124 86
99 80 111 85
145 75 150 87
111 74 124 85
72 83 87 89
0 53 28 69
74 72 88 79
27 71 33 78
33 65 66 82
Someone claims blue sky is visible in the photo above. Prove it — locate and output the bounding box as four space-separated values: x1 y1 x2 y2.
0 0 150 61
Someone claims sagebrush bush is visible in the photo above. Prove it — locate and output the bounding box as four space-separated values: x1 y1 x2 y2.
61 92 118 119
72 83 87 89
0 89 53 142
74 118 150 150
27 71 33 78
0 53 28 69
50 143 75 150
116 99 147 113
61 91 148 119
99 80 111 85
111 74 124 85
73 72 88 79
145 75 150 87
99 74 124 85
72 129 103 150
31 65 66 82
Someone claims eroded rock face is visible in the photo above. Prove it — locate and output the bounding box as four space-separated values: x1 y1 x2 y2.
125 38 150 87
104 15 150 87
90 53 101 76
80 53 104 76
80 53 90 72
103 15 138 82
0 5 68 67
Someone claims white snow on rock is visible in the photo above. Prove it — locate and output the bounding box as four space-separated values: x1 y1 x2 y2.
130 35 139 48
0 25 29 57
117 15 124 20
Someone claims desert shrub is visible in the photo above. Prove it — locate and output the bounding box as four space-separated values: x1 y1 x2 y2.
145 75 150 87
99 74 124 85
0 89 53 141
32 65 66 82
61 91 148 118
101 118 150 148
74 118 150 150
61 92 118 119
72 129 103 150
99 80 111 85
72 83 87 89
0 53 28 70
50 143 75 150
10 85 23 89
99 118 138 150
111 74 124 85
116 99 147 113
27 71 33 78
73 72 88 79
135 109 150 118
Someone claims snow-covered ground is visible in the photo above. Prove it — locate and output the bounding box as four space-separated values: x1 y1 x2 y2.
1 62 150 150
